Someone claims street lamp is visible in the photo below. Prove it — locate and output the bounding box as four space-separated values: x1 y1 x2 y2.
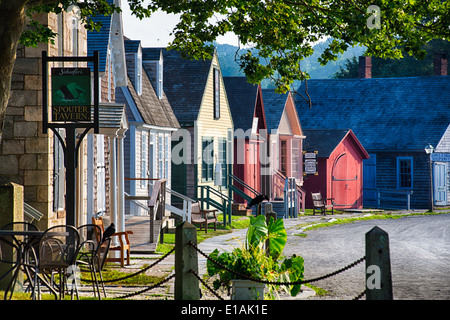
425 144 434 212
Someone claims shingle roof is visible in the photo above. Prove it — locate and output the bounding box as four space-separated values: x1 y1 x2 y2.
223 77 259 131
87 14 112 73
302 129 350 157
142 48 213 124
124 72 179 129
294 76 450 151
261 89 289 131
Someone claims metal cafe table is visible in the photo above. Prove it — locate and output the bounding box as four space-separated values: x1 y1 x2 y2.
0 229 43 299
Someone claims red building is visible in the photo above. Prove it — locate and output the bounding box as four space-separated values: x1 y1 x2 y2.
224 77 266 204
302 129 369 209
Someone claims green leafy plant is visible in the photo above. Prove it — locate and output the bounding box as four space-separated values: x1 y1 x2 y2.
207 215 304 299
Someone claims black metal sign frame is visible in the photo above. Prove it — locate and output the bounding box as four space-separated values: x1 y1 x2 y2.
42 51 99 226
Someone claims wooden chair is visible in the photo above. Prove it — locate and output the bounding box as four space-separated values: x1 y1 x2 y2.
311 192 334 215
91 217 133 267
190 202 218 233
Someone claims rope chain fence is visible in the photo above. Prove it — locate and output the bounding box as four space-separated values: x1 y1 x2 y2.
189 241 367 300
79 247 175 299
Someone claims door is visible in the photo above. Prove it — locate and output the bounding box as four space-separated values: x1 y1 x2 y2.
434 162 448 206
363 154 377 207
332 153 359 208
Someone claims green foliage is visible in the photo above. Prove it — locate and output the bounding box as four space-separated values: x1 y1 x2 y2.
207 216 304 299
19 0 450 93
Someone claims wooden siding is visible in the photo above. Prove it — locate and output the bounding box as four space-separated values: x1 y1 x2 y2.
195 54 233 203
376 152 430 209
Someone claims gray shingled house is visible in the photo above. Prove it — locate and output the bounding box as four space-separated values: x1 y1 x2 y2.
295 58 450 209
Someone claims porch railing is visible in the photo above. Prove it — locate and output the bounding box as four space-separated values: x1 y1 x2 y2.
376 189 413 210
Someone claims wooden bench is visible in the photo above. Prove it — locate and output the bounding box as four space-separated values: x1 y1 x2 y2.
190 203 218 233
92 217 133 267
311 192 334 215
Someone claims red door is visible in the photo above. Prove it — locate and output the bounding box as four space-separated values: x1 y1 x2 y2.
331 153 359 208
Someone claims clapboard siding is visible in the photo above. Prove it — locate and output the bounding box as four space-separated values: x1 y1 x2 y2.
196 55 233 204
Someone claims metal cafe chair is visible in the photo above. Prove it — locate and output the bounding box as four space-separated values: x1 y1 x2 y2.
0 222 41 300
33 225 80 300
77 224 112 299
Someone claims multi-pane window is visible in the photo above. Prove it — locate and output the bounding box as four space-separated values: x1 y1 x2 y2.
53 129 65 211
159 135 164 179
218 138 227 186
291 138 301 179
165 135 169 179
141 133 147 188
202 137 214 181
213 68 220 119
397 157 413 189
280 140 287 176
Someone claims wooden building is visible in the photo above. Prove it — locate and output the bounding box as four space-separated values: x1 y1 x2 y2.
86 3 129 232
116 40 180 216
152 48 234 206
261 89 305 199
223 77 266 204
260 89 306 216
302 129 369 209
295 56 450 209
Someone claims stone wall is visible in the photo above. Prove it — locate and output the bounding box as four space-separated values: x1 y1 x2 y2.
0 11 87 230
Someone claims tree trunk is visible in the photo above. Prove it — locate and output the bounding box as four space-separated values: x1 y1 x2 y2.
0 1 27 143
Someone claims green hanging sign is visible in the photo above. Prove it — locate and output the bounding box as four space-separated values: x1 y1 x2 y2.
51 67 91 122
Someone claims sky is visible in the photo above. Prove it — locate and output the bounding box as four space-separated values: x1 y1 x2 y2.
121 6 239 47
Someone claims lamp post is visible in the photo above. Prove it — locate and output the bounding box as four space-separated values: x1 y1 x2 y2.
425 144 434 212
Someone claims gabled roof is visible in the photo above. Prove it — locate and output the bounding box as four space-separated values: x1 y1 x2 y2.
120 42 179 129
87 2 127 86
87 14 112 73
142 48 213 124
125 73 179 129
223 77 259 131
295 76 450 152
302 129 369 159
261 90 289 131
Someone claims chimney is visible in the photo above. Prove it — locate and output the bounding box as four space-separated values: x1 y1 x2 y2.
433 53 448 76
359 56 372 78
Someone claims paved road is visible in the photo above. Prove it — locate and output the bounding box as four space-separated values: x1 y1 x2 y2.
199 213 450 300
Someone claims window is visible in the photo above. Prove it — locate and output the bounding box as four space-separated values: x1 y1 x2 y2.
291 138 301 179
141 133 147 188
397 157 413 189
96 135 106 214
280 140 287 176
202 137 214 181
213 68 220 119
165 135 169 179
218 138 227 186
53 129 65 211
159 135 164 179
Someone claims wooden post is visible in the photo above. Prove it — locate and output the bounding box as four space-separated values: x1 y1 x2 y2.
0 182 24 292
365 226 393 300
175 221 200 300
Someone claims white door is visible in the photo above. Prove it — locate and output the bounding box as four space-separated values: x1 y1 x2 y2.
434 162 448 206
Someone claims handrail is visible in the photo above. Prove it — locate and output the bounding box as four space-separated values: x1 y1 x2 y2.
166 187 196 222
228 173 261 198
197 185 234 226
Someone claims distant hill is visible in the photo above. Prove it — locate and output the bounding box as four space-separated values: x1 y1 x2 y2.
215 40 365 88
